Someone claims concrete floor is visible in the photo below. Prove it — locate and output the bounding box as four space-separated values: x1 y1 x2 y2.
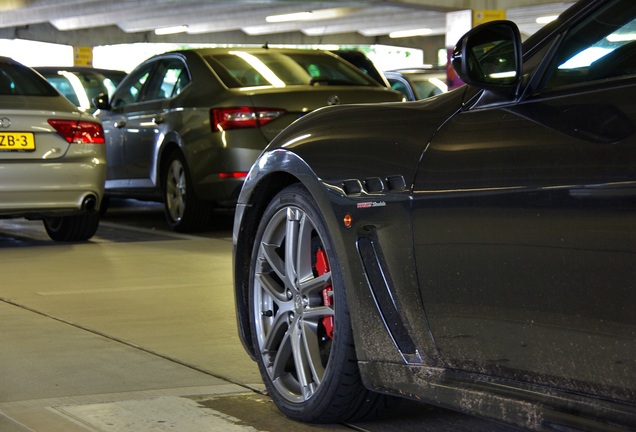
0 201 508 432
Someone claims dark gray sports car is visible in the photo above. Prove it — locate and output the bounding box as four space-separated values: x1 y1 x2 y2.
233 0 636 429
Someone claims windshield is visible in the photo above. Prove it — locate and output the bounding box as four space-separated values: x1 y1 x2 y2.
545 0 636 88
204 51 376 88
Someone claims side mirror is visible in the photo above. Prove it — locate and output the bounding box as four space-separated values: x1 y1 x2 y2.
92 92 110 110
452 20 522 91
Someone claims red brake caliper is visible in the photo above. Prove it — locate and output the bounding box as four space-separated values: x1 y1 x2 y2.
315 248 334 340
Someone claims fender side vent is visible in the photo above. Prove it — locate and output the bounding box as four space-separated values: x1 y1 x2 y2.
339 175 407 196
364 177 384 193
386 175 407 191
342 179 362 195
357 232 419 362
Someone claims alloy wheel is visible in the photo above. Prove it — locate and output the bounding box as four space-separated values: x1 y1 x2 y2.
165 158 186 223
253 205 335 403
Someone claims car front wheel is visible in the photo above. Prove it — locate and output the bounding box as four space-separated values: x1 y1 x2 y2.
249 184 394 423
163 150 210 232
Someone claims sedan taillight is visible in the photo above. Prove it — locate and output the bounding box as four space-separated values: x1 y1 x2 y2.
211 107 285 131
48 119 105 144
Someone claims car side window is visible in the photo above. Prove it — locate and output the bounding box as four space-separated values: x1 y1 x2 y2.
544 2 636 89
145 59 190 100
171 66 191 96
112 64 153 108
162 61 190 97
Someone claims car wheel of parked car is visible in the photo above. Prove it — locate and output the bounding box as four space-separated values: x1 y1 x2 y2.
163 150 210 232
43 213 100 242
249 184 393 423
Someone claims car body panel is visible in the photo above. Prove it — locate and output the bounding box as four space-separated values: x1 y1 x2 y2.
233 0 636 428
413 78 636 403
235 89 466 363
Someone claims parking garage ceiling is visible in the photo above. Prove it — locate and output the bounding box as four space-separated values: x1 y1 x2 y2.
0 0 574 48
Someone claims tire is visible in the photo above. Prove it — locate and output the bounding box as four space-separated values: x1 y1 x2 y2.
162 150 211 232
43 212 100 242
248 184 394 423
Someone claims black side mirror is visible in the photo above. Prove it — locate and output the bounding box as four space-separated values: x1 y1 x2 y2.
92 92 110 110
452 20 522 91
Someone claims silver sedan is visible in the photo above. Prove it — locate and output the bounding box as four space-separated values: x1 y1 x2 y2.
0 57 106 241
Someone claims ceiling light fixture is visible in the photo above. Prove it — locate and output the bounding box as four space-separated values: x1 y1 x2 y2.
266 8 347 23
154 25 188 35
267 11 313 23
389 28 433 38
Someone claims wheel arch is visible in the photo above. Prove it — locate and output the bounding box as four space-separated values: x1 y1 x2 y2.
157 138 183 193
233 150 348 359
234 146 423 369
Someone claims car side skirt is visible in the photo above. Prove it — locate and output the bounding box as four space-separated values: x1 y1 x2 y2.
359 360 636 431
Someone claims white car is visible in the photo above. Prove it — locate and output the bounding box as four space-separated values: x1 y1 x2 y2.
0 56 106 241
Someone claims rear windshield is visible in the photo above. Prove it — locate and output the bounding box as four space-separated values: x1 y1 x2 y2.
0 62 59 96
45 72 124 105
203 51 376 88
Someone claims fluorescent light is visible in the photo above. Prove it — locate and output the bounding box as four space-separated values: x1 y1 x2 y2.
536 15 558 24
266 8 346 23
267 12 313 23
154 25 188 35
389 28 433 38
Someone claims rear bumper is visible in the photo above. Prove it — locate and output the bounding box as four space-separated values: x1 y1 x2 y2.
0 151 106 218
0 190 102 218
189 145 264 205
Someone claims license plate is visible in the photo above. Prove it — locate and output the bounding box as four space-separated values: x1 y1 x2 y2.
0 132 35 151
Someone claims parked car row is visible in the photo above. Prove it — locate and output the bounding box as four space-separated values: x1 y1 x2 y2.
2 47 413 238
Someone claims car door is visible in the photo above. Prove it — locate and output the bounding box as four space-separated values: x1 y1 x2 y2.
114 60 169 189
101 61 155 187
413 4 636 401
121 58 190 187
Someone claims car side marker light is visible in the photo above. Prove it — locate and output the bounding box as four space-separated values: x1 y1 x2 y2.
343 214 352 227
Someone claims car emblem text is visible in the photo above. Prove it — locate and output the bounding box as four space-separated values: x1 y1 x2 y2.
357 201 386 209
